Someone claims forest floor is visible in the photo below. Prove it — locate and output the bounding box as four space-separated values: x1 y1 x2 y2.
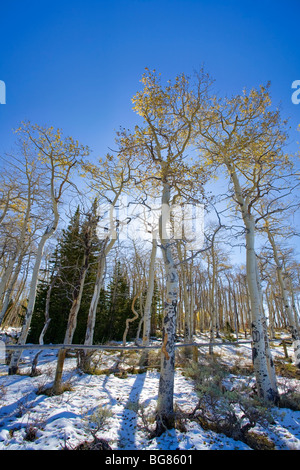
0 330 299 451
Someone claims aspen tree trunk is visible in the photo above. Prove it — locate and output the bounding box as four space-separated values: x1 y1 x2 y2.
52 225 92 394
183 269 191 341
0 251 27 316
29 273 57 377
220 278 228 332
156 181 179 435
177 243 192 343
1 258 30 328
80 255 106 369
0 240 28 309
233 290 239 341
0 241 30 324
190 272 195 337
9 215 59 374
266 286 276 340
0 177 33 311
226 161 279 403
79 239 116 372
272 284 285 328
39 274 58 345
123 291 140 346
237 278 248 336
267 229 300 368
0 258 17 312
208 251 217 355
142 237 157 346
290 286 300 330
0 267 21 324
244 219 277 401
81 183 126 370
255 257 278 393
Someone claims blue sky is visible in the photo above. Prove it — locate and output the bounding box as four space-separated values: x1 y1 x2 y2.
0 0 299 160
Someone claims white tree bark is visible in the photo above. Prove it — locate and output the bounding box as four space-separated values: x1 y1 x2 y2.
0 184 33 311
123 290 140 346
142 237 157 346
84 239 115 346
9 212 59 374
177 243 193 344
267 229 300 368
52 221 93 393
226 160 279 403
0 239 31 324
156 181 179 434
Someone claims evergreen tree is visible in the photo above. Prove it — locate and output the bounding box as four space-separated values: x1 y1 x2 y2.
29 207 81 343
29 202 101 344
29 204 143 345
100 262 134 342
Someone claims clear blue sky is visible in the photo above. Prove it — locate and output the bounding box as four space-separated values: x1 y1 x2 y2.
0 0 299 160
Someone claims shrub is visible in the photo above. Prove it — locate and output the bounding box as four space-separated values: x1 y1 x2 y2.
86 406 113 435
185 356 275 450
24 424 38 442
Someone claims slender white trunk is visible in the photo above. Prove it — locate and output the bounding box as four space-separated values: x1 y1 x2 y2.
0 257 16 306
142 237 157 346
83 188 123 354
9 215 59 374
52 225 92 393
156 182 179 434
0 245 28 324
52 269 88 394
290 286 300 330
84 257 106 345
183 275 191 340
0 181 33 308
189 275 195 338
226 160 279 402
78 238 115 371
245 215 279 401
123 291 140 346
84 240 114 345
267 229 300 368
254 252 278 391
208 250 217 354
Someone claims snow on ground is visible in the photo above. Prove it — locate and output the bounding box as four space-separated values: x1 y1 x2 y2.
0 333 299 451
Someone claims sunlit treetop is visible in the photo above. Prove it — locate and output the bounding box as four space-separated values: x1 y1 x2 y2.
14 122 90 171
117 69 214 198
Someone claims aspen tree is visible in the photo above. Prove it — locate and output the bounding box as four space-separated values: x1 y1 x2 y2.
142 237 157 346
119 69 212 434
9 123 89 374
52 208 97 394
197 85 291 402
0 153 39 320
176 242 189 339
254 179 300 365
264 224 300 367
79 153 133 370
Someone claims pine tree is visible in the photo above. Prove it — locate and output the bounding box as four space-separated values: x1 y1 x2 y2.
28 208 80 343
29 203 101 344
102 262 134 342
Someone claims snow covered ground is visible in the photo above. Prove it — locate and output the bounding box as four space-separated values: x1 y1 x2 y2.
0 333 299 451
